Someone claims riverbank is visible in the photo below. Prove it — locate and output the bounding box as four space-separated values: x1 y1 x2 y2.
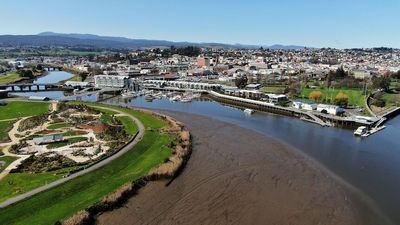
61 107 191 225
0 103 189 225
98 110 386 225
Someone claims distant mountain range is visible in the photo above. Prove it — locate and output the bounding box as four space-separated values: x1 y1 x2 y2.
0 32 306 50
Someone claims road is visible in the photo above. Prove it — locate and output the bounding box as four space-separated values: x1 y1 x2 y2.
0 106 145 208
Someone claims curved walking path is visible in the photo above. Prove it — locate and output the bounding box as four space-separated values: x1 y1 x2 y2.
0 106 145 208
0 117 31 180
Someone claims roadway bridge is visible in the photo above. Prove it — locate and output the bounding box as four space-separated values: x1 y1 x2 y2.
0 83 69 92
41 64 63 71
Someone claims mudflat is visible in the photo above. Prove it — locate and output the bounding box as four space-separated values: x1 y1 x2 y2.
97 111 370 225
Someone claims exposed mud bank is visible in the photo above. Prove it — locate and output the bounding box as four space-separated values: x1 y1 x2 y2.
97 110 384 225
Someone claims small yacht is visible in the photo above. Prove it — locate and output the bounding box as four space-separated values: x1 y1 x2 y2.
354 126 368 136
180 97 192 103
145 94 155 101
169 95 182 102
244 108 255 115
121 90 135 98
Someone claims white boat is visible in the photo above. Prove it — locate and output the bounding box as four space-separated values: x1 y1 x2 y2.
121 91 135 98
244 108 255 115
180 97 192 103
145 94 155 101
354 126 368 136
169 95 182 102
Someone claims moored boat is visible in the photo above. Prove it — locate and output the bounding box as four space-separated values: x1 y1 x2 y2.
354 126 368 136
244 108 254 115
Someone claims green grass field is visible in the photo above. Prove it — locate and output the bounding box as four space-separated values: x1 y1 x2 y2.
47 122 71 130
0 72 23 85
0 103 174 225
68 75 83 82
300 88 366 107
117 116 138 135
46 137 88 149
0 101 50 120
0 120 15 142
0 156 18 173
0 167 78 203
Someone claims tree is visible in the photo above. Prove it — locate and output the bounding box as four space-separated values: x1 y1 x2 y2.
372 75 391 91
326 71 335 88
235 76 248 89
17 70 33 78
334 92 349 107
391 70 400 79
309 91 324 102
335 66 348 79
36 64 43 71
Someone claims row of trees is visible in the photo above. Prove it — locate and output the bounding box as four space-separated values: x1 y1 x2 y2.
153 46 202 58
309 91 349 107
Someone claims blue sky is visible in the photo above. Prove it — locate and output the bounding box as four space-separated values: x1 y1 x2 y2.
0 0 399 48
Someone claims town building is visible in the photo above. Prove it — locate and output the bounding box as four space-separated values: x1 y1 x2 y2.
33 135 64 145
94 75 130 88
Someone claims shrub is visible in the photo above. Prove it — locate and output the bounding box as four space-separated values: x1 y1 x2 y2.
334 92 349 107
371 98 385 107
18 114 48 132
309 91 324 102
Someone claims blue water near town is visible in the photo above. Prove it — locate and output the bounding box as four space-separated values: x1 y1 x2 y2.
34 71 73 84
105 96 400 225
15 70 400 224
14 71 97 101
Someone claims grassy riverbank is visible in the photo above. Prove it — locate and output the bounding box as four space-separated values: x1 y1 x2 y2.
0 72 25 85
0 101 50 143
0 101 50 121
0 102 175 225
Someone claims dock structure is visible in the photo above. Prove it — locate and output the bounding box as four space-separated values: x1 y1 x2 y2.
304 112 328 126
376 106 400 119
59 87 122 102
207 91 373 128
142 84 375 128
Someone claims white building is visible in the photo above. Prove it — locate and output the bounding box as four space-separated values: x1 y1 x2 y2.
317 104 345 115
94 75 129 88
292 100 317 111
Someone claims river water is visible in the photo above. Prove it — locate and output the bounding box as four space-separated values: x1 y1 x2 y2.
16 71 400 224
104 96 400 225
34 71 73 84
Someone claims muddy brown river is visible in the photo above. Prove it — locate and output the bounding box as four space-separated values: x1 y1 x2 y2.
97 111 384 225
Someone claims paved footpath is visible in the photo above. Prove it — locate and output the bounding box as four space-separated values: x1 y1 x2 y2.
0 106 145 208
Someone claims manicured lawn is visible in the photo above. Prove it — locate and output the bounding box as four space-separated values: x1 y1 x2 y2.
0 101 50 120
300 88 366 107
47 122 71 130
0 156 19 173
117 116 138 135
0 167 77 203
0 72 23 85
0 103 174 225
47 137 88 149
0 120 14 142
